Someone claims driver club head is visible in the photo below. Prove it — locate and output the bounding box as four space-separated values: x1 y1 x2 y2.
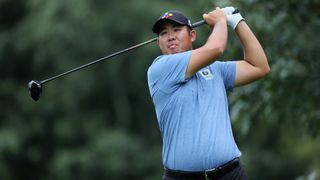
28 80 42 101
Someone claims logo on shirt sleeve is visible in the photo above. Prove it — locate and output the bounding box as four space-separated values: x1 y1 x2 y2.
200 68 214 80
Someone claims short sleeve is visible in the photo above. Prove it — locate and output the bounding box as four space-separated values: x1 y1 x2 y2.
215 61 236 91
147 51 191 94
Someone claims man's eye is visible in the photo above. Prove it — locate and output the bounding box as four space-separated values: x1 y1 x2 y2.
174 28 181 32
159 31 167 36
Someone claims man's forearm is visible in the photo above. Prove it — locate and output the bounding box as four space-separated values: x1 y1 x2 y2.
236 21 270 73
187 20 227 79
205 20 228 55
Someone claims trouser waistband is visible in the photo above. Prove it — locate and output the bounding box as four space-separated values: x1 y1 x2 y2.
164 158 240 180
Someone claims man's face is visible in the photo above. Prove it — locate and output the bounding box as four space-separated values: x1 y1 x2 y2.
157 21 196 55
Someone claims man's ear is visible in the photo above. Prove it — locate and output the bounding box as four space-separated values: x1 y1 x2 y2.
156 38 160 45
190 30 196 42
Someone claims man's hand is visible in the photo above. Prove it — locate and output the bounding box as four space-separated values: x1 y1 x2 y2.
222 6 244 30
203 7 227 28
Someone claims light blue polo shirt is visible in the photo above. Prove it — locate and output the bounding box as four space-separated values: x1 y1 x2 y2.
147 50 241 171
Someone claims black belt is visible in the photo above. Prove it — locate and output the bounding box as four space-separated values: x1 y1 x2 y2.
164 158 240 180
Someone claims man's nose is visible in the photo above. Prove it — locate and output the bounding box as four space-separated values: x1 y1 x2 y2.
168 31 175 40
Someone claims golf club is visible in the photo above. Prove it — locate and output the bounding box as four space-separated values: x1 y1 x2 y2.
28 8 239 101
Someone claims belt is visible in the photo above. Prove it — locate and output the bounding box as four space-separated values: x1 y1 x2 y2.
164 158 240 180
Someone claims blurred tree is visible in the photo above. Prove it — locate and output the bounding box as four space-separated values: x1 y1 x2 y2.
215 0 320 179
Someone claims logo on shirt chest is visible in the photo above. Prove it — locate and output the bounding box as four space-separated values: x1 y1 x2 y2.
199 68 214 80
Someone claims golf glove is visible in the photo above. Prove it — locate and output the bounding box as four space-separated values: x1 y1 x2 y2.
222 6 244 30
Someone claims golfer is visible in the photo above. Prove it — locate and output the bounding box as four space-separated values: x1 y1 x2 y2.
147 6 270 180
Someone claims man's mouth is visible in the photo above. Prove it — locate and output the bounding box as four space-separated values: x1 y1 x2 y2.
168 44 178 49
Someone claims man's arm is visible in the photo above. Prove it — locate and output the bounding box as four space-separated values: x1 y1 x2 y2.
234 21 270 86
186 7 227 79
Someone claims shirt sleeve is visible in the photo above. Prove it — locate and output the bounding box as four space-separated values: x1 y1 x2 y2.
147 51 191 94
216 61 236 91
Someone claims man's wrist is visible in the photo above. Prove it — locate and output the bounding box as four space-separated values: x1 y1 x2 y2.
234 19 245 30
217 19 228 26
230 13 244 29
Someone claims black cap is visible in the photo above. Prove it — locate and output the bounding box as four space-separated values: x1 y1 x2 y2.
152 10 192 34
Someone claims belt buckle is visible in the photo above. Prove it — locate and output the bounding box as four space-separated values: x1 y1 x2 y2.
205 168 216 180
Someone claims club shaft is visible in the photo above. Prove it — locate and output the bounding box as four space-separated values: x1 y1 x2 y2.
40 8 239 84
192 8 239 28
41 37 158 84
192 20 206 28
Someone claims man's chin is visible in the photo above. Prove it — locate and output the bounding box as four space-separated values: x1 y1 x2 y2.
166 49 182 54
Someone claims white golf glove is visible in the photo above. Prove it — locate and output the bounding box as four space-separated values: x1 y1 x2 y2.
222 6 244 30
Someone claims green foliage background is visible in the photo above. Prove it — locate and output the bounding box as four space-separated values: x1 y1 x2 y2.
0 0 319 179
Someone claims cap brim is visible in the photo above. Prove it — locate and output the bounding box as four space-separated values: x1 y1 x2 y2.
152 19 191 34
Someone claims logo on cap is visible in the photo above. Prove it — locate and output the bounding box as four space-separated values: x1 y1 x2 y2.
161 12 174 19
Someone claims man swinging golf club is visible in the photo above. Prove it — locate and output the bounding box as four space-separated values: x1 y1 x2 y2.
147 6 270 180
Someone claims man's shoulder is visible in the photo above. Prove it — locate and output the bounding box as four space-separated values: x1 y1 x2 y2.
155 51 191 61
149 51 192 70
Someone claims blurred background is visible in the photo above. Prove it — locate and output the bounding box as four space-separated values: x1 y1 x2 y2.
1 0 319 179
